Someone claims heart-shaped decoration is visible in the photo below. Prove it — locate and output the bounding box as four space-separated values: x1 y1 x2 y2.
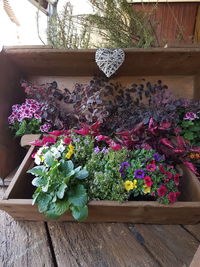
95 48 125 78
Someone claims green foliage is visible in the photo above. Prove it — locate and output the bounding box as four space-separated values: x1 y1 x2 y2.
85 148 129 201
180 119 200 145
47 0 156 49
28 146 89 221
47 2 92 49
10 118 42 137
83 0 156 48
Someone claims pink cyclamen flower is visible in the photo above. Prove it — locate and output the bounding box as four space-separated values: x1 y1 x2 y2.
184 112 198 121
40 123 52 133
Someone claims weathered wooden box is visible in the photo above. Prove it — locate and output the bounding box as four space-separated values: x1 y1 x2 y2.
1 46 200 223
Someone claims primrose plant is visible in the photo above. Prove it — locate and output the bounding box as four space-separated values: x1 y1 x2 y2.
28 137 89 221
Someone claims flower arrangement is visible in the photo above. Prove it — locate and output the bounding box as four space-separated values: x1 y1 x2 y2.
28 125 182 220
8 99 52 136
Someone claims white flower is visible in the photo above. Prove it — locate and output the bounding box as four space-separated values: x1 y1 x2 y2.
57 144 65 153
50 147 61 159
35 155 41 165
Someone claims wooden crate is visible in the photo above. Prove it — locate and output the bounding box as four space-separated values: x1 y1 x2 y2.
1 46 200 223
1 145 200 224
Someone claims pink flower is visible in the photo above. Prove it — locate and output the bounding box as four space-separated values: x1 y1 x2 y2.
159 165 166 174
40 123 52 133
64 137 71 145
184 112 198 121
42 136 56 145
166 171 173 179
168 192 177 203
146 164 156 172
107 140 122 151
144 176 153 187
157 185 167 196
174 174 180 186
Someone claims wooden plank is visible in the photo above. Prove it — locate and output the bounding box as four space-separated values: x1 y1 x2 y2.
4 46 200 76
0 51 25 179
48 222 159 267
3 145 35 200
133 224 200 267
20 134 41 147
190 245 200 267
183 224 200 241
1 199 200 224
194 6 200 43
0 210 54 266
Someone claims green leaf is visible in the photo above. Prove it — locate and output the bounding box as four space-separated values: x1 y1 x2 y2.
184 132 194 140
67 184 88 208
71 205 88 221
32 177 45 187
15 120 27 136
61 160 74 173
44 199 70 219
28 166 47 177
75 169 89 180
36 193 52 213
56 183 67 199
44 151 54 167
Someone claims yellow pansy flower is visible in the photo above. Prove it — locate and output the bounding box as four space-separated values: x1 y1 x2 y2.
133 179 137 189
65 150 73 159
69 144 75 151
143 185 151 194
124 181 134 191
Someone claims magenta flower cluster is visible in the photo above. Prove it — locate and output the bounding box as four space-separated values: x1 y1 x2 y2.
8 99 42 124
183 112 199 121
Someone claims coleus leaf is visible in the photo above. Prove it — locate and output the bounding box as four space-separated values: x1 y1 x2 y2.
176 135 187 149
183 161 199 175
160 138 174 149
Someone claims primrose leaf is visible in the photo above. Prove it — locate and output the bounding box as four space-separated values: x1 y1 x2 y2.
67 184 88 208
32 177 45 187
61 160 74 174
44 151 54 167
71 205 88 221
27 166 47 176
44 199 70 219
36 193 52 213
75 169 89 180
56 183 67 199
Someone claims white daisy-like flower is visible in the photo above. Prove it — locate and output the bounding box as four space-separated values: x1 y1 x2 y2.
57 144 65 153
34 155 41 165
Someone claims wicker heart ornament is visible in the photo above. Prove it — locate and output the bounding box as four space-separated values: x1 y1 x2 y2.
95 48 125 78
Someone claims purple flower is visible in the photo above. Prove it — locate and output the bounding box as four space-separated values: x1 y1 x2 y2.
184 112 198 121
84 140 89 145
119 168 125 177
40 123 52 133
134 169 145 179
102 147 109 153
94 146 100 153
120 162 130 169
153 153 165 162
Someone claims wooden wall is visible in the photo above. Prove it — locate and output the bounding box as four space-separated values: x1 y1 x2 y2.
132 2 199 46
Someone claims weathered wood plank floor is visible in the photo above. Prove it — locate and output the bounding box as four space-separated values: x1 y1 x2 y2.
0 185 200 267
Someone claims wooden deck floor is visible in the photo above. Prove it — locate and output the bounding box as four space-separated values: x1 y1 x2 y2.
0 186 200 267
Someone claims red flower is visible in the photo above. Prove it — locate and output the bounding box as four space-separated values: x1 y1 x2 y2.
166 171 173 179
150 160 156 164
146 164 156 172
168 192 177 203
64 137 71 145
176 191 181 198
31 152 37 158
174 174 180 186
164 178 169 183
109 141 122 151
144 176 153 187
157 185 167 196
159 165 166 174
